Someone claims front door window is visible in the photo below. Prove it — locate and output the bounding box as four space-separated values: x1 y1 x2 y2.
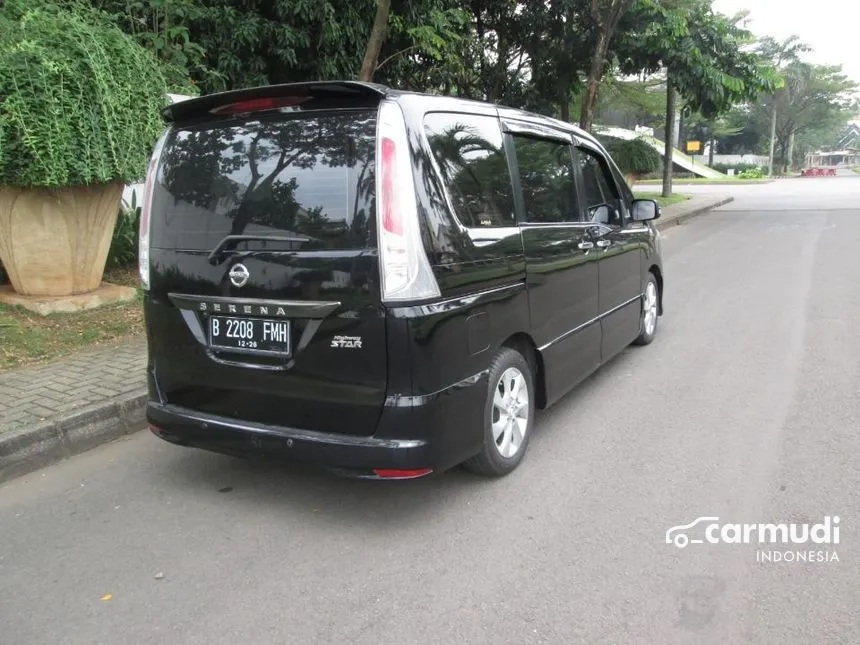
576 147 624 227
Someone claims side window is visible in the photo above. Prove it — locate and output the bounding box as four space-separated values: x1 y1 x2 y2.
511 135 578 224
424 113 516 228
577 147 623 227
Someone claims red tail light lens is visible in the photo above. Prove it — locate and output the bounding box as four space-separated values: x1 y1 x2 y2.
380 137 403 236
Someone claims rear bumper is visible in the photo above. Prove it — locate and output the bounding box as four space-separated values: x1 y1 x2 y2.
146 369 487 475
148 403 429 472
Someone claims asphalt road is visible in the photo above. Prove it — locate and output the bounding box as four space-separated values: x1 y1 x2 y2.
2 176 858 644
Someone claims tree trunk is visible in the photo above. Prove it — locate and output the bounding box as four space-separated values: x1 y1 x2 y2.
359 0 391 82
560 99 570 123
662 76 675 198
767 102 777 176
787 131 796 172
708 135 715 167
579 31 609 131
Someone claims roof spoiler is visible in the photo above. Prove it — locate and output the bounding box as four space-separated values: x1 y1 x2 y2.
163 81 391 123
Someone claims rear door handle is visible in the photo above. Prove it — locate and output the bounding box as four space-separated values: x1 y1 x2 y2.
578 241 594 250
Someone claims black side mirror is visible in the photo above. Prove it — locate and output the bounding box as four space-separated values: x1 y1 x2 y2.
632 199 660 221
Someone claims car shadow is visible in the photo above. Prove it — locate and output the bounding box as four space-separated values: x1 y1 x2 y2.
152 439 500 526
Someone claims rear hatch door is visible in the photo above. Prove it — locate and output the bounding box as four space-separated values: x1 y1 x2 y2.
146 89 385 436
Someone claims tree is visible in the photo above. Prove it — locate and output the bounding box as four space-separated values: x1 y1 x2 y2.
593 75 667 130
359 0 392 81
757 35 811 175
764 63 857 172
89 0 213 93
617 0 781 195
578 0 635 132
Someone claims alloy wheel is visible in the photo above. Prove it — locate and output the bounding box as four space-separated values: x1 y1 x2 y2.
491 367 530 459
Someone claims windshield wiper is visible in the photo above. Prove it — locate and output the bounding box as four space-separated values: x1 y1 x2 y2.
207 234 311 264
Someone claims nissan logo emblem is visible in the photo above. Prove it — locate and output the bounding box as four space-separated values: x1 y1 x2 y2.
228 263 250 288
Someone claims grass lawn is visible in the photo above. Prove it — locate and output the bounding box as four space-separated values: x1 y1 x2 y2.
853 166 860 174
0 267 144 370
636 192 691 208
636 177 772 185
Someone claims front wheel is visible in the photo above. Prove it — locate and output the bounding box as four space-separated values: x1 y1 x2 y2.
463 347 535 477
633 273 659 346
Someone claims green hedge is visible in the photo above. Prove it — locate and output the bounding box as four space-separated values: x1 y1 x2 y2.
0 0 168 187
711 162 761 174
597 135 662 179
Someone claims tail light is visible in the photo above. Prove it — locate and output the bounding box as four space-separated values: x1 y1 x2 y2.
375 101 440 302
138 130 169 290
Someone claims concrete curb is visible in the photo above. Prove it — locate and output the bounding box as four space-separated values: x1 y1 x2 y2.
0 391 147 484
0 194 733 484
655 195 734 230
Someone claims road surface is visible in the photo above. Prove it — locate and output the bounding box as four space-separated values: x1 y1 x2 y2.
1 176 858 644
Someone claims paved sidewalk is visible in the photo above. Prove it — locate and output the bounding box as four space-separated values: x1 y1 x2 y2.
0 337 147 482
0 193 732 483
0 338 146 434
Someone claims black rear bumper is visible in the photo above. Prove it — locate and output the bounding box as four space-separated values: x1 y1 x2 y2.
148 402 431 472
146 368 487 475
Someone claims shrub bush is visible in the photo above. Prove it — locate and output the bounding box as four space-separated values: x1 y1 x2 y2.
738 167 765 179
597 135 662 183
711 162 761 175
106 200 141 269
0 0 168 188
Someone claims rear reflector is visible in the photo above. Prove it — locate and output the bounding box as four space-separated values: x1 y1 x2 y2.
373 468 433 479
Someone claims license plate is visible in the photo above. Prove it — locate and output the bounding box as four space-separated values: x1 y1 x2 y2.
208 316 291 356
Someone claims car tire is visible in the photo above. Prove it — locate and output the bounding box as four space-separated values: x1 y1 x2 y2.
633 272 659 346
464 347 535 477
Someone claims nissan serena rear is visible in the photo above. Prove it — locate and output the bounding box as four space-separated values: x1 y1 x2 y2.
142 81 664 478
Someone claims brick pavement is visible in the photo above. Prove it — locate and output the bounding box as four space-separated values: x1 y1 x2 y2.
0 336 147 436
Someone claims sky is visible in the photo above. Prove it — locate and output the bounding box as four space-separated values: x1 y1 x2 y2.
711 0 860 84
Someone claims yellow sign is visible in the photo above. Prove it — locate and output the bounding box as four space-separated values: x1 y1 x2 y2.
687 140 702 153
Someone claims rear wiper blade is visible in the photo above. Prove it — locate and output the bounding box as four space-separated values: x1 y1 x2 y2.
208 234 311 264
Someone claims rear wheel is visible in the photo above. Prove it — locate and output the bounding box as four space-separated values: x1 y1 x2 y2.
464 347 535 477
633 273 659 346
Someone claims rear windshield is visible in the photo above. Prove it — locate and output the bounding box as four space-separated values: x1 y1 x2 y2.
150 111 377 251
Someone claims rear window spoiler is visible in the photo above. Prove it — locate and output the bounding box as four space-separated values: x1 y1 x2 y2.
163 81 391 123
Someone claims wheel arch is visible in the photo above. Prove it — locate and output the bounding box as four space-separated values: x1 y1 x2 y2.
500 332 547 409
648 264 664 315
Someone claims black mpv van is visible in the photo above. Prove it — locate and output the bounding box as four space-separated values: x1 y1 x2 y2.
141 81 664 479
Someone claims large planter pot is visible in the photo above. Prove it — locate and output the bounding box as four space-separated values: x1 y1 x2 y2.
0 182 123 296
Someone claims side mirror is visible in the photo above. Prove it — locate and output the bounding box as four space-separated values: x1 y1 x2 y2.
632 199 660 222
